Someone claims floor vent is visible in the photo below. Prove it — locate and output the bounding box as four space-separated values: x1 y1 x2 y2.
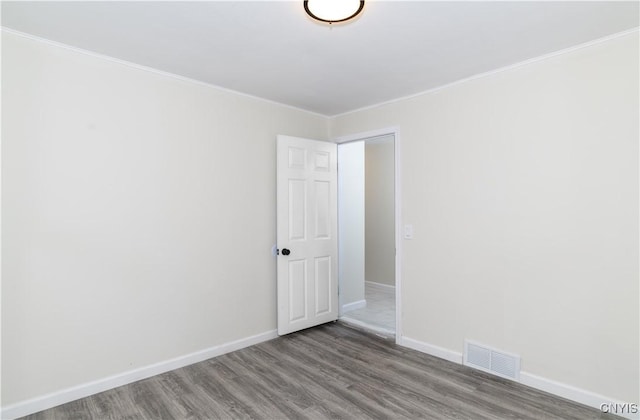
464 340 520 380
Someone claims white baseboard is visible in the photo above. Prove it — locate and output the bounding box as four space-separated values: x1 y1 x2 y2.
398 336 638 419
398 336 463 364
341 299 366 314
520 372 639 420
1 329 278 420
365 281 395 292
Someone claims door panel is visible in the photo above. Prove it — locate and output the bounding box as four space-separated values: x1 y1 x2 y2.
315 256 332 315
314 181 331 238
288 259 307 322
277 135 338 335
289 180 307 241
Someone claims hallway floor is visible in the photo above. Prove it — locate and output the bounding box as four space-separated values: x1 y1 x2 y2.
340 282 395 335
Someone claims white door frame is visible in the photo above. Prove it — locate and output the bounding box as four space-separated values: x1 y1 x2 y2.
333 127 402 344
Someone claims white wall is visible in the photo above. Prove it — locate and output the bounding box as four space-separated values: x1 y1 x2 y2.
1 31 327 407
338 142 365 309
331 33 639 404
3 25 638 415
365 136 395 286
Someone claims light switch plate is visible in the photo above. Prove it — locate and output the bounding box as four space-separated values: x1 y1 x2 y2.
404 224 414 239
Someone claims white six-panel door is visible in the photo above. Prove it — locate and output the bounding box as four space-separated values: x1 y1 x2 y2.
277 135 338 335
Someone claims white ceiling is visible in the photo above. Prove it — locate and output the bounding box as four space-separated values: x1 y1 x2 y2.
2 1 638 116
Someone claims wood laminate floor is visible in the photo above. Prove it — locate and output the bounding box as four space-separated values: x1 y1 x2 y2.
23 323 618 420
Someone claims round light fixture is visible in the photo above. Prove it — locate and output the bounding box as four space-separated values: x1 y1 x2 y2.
304 0 365 24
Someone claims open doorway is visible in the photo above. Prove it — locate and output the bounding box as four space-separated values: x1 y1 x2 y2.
338 134 396 336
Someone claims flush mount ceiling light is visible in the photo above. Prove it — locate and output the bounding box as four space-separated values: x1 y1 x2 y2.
304 0 365 24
